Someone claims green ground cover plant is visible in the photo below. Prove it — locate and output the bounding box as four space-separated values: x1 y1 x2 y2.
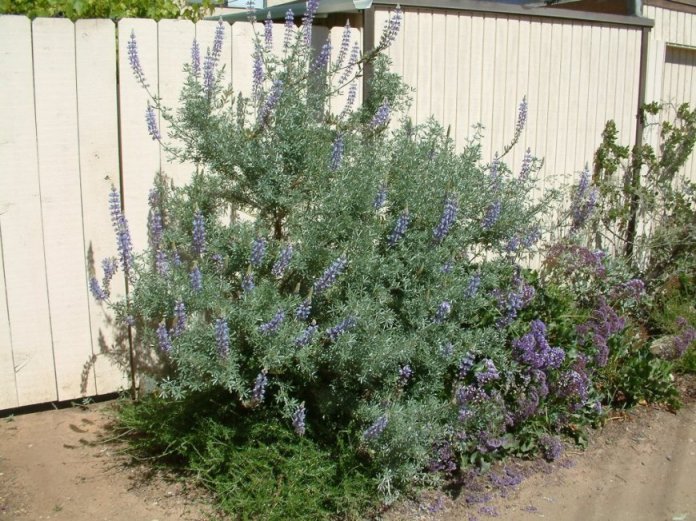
94 3 696 517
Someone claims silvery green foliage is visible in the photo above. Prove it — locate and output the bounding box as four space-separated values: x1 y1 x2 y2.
102 6 567 493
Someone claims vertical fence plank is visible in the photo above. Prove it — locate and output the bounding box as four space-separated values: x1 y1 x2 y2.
402 9 420 122
230 21 255 98
118 19 160 254
0 16 56 406
0 230 18 410
442 12 459 136
415 10 432 125
158 19 196 187
33 18 95 401
454 13 472 148
467 14 484 141
430 11 447 126
75 18 128 395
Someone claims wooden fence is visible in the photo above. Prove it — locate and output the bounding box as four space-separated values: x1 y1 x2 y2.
0 4 695 409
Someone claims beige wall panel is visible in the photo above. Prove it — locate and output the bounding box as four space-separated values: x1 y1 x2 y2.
454 14 473 147
430 11 447 126
574 23 593 173
525 20 544 171
329 23 361 116
0 16 56 406
479 15 497 160
33 18 95 401
118 19 160 254
158 19 196 187
507 18 526 169
489 14 508 161
442 13 460 136
231 21 255 98
402 9 420 122
416 10 433 124
0 231 18 409
74 18 128 395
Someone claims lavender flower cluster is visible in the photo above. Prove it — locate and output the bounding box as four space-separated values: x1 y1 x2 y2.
363 415 388 440
388 210 411 246
294 323 318 347
513 320 565 370
109 187 133 281
271 244 294 278
215 318 230 357
313 255 347 295
432 196 459 243
570 165 599 231
259 309 285 335
576 299 625 367
325 316 356 341
292 403 306 436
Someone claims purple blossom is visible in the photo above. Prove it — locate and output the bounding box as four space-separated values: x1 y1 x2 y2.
258 79 284 126
665 317 696 359
157 321 172 352
252 51 264 100
148 204 163 250
190 38 200 77
264 12 273 51
440 261 453 273
570 165 599 231
340 82 358 119
522 227 541 247
428 442 457 474
343 43 360 84
458 353 475 378
379 5 402 48
432 196 459 243
482 200 501 230
475 359 500 384
515 389 540 422
513 319 565 370
100 257 118 297
250 237 267 267
539 435 563 462
127 30 147 87
311 41 332 71
372 183 387 210
519 148 533 180
301 0 319 45
272 244 294 278
295 299 312 320
172 300 186 337
363 415 388 440
251 370 268 405
493 271 535 326
556 368 589 410
370 100 391 128
334 21 352 70
292 403 306 435
398 364 413 386
576 299 625 367
109 187 133 280
215 318 230 357
294 323 319 346
478 505 499 517
514 96 528 139
466 273 482 297
433 300 452 323
145 104 160 141
388 210 411 246
155 250 169 276
610 278 645 301
456 384 488 405
89 278 107 302
283 9 294 51
329 133 344 171
192 210 206 256
313 255 348 295
259 309 285 335
203 20 225 95
190 266 203 292
242 272 255 293
325 316 357 341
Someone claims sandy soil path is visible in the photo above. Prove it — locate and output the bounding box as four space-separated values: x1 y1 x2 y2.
1 381 695 521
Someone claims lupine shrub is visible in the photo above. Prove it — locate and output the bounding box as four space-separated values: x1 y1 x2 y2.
92 3 690 515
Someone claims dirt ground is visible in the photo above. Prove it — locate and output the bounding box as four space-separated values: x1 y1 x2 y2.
1 379 695 521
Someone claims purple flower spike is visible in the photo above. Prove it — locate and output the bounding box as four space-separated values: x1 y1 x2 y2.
363 415 388 440
294 322 319 346
157 321 172 352
264 12 273 51
379 5 402 48
370 101 391 128
190 266 203 292
388 210 411 246
191 38 200 77
295 299 312 320
313 255 348 295
433 196 459 243
284 9 294 51
398 364 413 386
202 20 226 96
514 96 528 138
259 309 285 335
475 359 500 385
312 41 332 71
250 237 267 267
252 51 264 100
252 370 268 405
215 318 230 357
539 435 563 462
325 316 357 341
127 31 148 88
242 272 255 293
482 200 501 230
571 164 599 231
89 278 107 302
155 250 169 276
302 0 320 45
466 273 481 297
272 244 294 278
173 300 186 337
192 210 206 256
145 104 161 141
434 301 452 323
258 79 284 126
292 403 306 435
519 148 533 180
373 183 387 210
148 200 163 250
109 187 133 281
337 43 360 86
329 134 344 171
335 21 352 70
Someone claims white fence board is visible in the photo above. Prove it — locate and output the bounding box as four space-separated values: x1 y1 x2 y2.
0 16 57 406
0 230 18 409
33 18 95 400
74 18 128 395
